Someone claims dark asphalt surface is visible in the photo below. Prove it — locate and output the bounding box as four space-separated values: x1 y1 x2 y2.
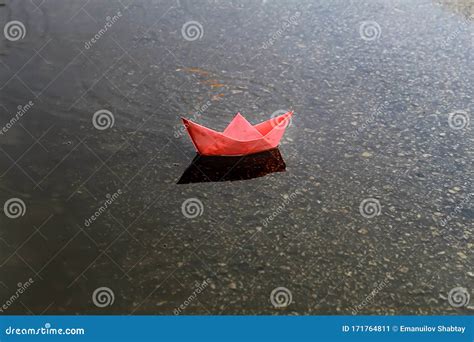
0 0 472 314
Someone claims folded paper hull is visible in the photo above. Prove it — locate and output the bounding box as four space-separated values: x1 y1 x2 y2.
182 111 293 156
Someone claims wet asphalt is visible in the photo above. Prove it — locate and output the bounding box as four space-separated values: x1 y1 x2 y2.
0 0 472 314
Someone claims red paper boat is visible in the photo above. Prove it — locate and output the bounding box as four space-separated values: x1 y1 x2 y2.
182 111 293 156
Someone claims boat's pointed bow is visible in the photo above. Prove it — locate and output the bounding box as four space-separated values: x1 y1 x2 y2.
181 117 201 153
181 117 190 127
180 117 229 155
275 110 293 128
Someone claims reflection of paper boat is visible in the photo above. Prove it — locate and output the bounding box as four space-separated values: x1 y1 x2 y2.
181 111 293 156
177 148 286 184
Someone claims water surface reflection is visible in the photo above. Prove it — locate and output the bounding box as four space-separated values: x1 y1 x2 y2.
178 148 286 183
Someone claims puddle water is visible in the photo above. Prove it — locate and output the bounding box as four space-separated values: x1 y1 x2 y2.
0 0 472 314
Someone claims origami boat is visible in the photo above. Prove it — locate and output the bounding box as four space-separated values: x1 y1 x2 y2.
181 111 293 156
